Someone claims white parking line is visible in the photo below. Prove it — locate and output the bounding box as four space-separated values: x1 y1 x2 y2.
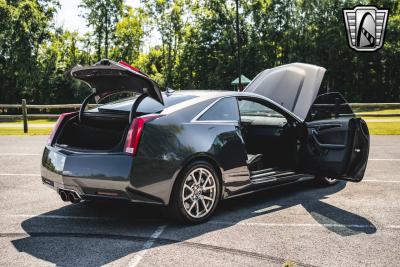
127 225 167 267
0 173 40 177
0 153 41 156
3 214 399 231
369 159 400 161
207 220 400 230
1 214 116 220
363 179 400 183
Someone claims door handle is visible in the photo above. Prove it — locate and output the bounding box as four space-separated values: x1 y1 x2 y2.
311 130 345 150
316 124 342 131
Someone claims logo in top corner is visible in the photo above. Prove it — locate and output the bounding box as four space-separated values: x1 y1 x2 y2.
343 6 389 52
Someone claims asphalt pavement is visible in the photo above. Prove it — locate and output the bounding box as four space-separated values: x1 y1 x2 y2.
0 135 399 266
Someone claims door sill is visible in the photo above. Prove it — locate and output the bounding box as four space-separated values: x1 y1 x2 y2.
249 168 303 184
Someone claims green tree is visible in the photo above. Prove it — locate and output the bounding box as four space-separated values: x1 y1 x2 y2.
1 0 400 105
134 47 165 86
0 0 58 104
36 28 90 104
143 0 186 87
80 0 124 60
112 6 145 63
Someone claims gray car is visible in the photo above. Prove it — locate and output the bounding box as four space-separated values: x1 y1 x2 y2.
41 60 369 224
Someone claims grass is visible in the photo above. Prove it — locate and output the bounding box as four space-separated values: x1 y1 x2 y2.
358 108 400 134
364 121 400 135
0 119 54 135
0 119 57 125
0 119 55 135
356 108 400 114
0 128 52 136
0 111 400 135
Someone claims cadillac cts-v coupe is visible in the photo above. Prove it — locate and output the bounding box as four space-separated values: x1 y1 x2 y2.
41 60 369 224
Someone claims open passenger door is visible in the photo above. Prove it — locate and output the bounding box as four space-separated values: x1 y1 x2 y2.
301 93 369 182
244 63 369 182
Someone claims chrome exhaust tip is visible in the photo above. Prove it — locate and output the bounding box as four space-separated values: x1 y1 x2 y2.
59 190 68 202
68 191 81 204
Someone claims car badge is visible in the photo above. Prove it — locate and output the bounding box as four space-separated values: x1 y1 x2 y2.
343 5 389 52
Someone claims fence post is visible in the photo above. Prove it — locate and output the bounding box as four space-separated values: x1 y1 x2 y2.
22 99 28 133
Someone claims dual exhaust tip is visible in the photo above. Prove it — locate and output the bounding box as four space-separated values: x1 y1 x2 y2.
59 189 81 204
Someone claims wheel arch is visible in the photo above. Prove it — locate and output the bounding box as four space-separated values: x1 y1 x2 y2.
167 153 225 205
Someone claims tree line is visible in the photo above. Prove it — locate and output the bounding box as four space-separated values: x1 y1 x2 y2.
0 0 399 105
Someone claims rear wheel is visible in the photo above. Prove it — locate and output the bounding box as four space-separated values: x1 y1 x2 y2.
169 161 220 224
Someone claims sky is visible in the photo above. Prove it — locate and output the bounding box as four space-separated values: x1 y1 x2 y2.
54 0 140 34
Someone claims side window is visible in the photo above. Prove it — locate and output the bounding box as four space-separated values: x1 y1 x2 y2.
238 99 287 126
238 99 285 118
306 92 354 121
198 97 239 121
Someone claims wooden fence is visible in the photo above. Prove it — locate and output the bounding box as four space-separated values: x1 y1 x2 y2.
1 100 400 133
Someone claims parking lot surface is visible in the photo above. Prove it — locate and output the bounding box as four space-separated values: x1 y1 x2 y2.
0 135 399 266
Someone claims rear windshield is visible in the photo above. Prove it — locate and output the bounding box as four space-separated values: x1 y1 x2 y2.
94 93 197 114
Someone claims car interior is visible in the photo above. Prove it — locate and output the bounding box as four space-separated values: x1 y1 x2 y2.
237 98 302 181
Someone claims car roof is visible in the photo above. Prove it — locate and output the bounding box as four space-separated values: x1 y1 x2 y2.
174 90 250 97
160 90 301 121
92 90 302 122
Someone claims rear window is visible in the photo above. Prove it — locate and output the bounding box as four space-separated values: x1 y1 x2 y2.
198 97 239 121
95 94 196 114
137 94 196 113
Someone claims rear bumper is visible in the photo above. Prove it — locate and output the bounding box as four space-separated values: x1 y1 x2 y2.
41 146 166 205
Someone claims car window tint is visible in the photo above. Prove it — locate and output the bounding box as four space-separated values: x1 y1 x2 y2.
306 92 354 121
238 99 284 118
137 95 195 113
198 97 239 121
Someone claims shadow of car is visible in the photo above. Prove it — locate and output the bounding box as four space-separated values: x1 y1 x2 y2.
11 180 376 266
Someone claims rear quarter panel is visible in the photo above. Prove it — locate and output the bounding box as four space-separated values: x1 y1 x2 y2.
129 100 250 204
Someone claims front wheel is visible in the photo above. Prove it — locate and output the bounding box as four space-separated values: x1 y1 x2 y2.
169 161 220 224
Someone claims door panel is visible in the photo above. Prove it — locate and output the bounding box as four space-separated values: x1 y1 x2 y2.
301 117 369 181
344 119 370 181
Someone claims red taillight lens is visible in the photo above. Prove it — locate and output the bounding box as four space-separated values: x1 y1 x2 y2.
118 61 142 73
124 114 162 156
47 112 76 145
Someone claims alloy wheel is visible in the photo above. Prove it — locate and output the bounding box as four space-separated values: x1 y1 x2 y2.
181 167 217 219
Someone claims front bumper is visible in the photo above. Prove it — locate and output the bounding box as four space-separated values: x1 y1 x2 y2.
41 146 165 205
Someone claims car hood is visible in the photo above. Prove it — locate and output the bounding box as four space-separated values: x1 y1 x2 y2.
70 59 164 105
244 63 326 120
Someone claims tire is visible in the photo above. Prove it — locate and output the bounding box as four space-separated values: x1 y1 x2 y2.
314 176 339 186
168 161 221 224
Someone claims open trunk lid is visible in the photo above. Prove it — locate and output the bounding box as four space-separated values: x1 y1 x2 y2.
71 59 164 105
244 63 326 121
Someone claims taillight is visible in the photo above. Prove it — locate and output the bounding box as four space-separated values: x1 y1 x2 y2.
124 114 162 156
118 61 142 73
47 112 76 145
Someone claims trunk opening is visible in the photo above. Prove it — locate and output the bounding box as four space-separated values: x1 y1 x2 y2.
55 114 129 152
